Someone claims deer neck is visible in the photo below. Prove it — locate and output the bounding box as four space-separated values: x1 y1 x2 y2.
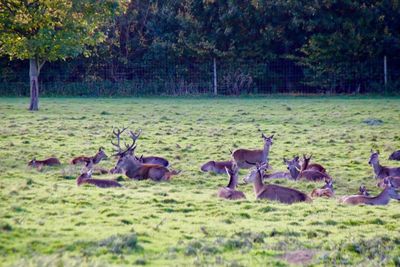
92 153 103 164
261 143 271 163
289 166 300 179
371 160 382 176
301 159 309 172
253 171 265 195
123 157 141 172
366 187 390 205
226 174 238 190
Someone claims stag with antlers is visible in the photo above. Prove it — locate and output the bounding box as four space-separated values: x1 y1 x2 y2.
111 128 179 181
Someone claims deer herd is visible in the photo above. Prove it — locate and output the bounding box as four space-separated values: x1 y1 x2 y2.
28 130 400 206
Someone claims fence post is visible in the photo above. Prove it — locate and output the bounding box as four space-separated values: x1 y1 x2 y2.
383 55 387 88
213 57 217 95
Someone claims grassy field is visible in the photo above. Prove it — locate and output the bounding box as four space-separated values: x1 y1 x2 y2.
0 97 400 266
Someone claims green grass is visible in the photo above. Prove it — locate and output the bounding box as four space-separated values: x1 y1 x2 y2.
0 97 400 266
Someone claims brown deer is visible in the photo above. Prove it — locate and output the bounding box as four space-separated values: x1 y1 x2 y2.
28 157 61 170
285 156 332 181
71 147 108 165
112 128 169 167
201 160 233 174
232 133 273 169
377 176 400 189
245 163 312 204
112 129 180 181
389 150 400 161
359 185 370 196
257 157 301 180
310 178 334 198
301 154 326 173
76 169 122 188
218 162 246 200
369 150 400 179
339 178 400 205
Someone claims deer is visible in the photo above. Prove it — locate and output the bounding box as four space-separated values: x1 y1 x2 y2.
369 150 400 179
232 133 273 169
201 160 233 174
388 150 400 161
339 178 400 205
28 157 61 170
218 162 246 200
301 154 326 173
111 128 169 167
71 147 108 165
377 176 400 189
258 157 301 180
76 169 122 188
310 178 334 198
112 129 180 181
285 156 332 181
244 163 312 204
359 185 370 196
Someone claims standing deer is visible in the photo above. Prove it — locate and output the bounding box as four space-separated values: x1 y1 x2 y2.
301 154 326 173
76 169 122 188
71 147 108 165
285 156 332 181
112 129 180 181
310 178 334 198
339 178 400 205
244 163 312 204
218 162 246 200
232 133 273 169
377 176 400 189
369 150 400 179
359 185 370 196
388 150 400 161
201 160 233 174
28 157 61 170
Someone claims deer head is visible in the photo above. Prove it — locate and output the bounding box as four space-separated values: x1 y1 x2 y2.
368 150 380 165
284 156 301 179
243 162 268 183
201 161 215 172
359 184 370 196
28 158 37 167
261 133 274 147
384 178 400 200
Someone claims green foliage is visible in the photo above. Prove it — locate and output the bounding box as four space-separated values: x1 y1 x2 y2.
0 0 121 62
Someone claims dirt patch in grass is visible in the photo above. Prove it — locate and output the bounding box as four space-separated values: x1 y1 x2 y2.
283 249 316 265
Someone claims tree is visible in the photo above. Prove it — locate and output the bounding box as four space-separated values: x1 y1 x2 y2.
0 0 121 110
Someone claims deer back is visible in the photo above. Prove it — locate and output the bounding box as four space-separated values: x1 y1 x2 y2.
258 184 311 204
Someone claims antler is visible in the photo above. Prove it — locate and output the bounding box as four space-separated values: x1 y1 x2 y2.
111 127 127 156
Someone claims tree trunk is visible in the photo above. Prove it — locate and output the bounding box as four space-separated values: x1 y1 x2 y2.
213 57 217 95
29 58 44 111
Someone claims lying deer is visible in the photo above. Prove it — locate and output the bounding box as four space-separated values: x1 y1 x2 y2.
310 178 334 198
377 176 400 189
28 157 61 170
285 156 332 181
76 169 122 188
218 162 246 200
259 157 301 180
232 133 273 169
369 150 400 179
112 129 180 181
359 185 370 196
389 150 400 161
201 160 233 174
339 178 400 205
71 147 108 165
301 154 326 173
244 163 312 204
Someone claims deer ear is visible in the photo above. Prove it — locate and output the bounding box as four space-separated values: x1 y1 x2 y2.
370 149 374 153
377 150 380 155
294 156 299 161
261 133 266 139
270 134 274 139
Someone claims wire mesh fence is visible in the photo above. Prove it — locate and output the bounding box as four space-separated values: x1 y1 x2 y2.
0 57 399 96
